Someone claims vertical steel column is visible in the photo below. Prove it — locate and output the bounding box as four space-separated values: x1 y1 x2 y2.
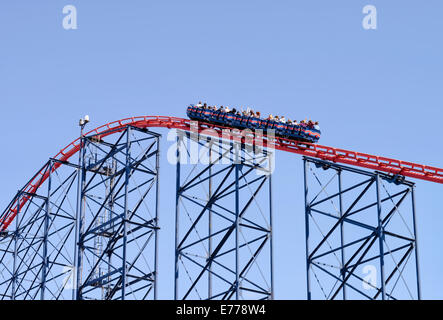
121 126 131 299
174 133 182 300
41 161 53 300
154 136 160 300
303 158 312 300
337 169 346 300
74 135 86 300
269 155 274 300
208 140 213 299
411 185 421 300
234 141 240 300
375 174 386 300
107 159 116 297
11 197 20 300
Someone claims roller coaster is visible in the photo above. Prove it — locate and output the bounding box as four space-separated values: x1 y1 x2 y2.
0 110 441 300
186 105 321 143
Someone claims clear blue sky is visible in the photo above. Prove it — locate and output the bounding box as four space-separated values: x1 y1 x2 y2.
0 0 442 299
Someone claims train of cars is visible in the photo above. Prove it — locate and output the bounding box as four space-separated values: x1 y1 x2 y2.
186 105 321 143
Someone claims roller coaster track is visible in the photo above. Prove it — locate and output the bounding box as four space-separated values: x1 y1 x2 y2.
1 115 442 231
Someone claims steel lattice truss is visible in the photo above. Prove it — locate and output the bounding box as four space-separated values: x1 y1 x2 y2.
0 116 429 300
174 130 274 300
0 126 160 300
303 157 420 300
1 116 441 234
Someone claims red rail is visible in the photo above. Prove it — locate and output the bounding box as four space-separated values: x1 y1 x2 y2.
1 115 442 230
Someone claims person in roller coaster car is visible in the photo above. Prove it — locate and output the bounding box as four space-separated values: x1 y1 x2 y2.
189 102 320 132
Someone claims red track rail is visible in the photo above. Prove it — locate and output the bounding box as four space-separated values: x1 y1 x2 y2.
1 115 442 230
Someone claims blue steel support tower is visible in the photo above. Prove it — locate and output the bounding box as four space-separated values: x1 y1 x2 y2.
174 129 274 300
303 156 421 300
0 125 160 300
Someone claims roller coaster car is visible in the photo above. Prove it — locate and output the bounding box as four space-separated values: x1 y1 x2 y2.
186 105 321 144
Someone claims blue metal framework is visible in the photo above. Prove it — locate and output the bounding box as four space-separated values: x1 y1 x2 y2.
0 121 425 300
174 130 274 300
0 159 80 300
303 157 421 300
0 125 160 300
